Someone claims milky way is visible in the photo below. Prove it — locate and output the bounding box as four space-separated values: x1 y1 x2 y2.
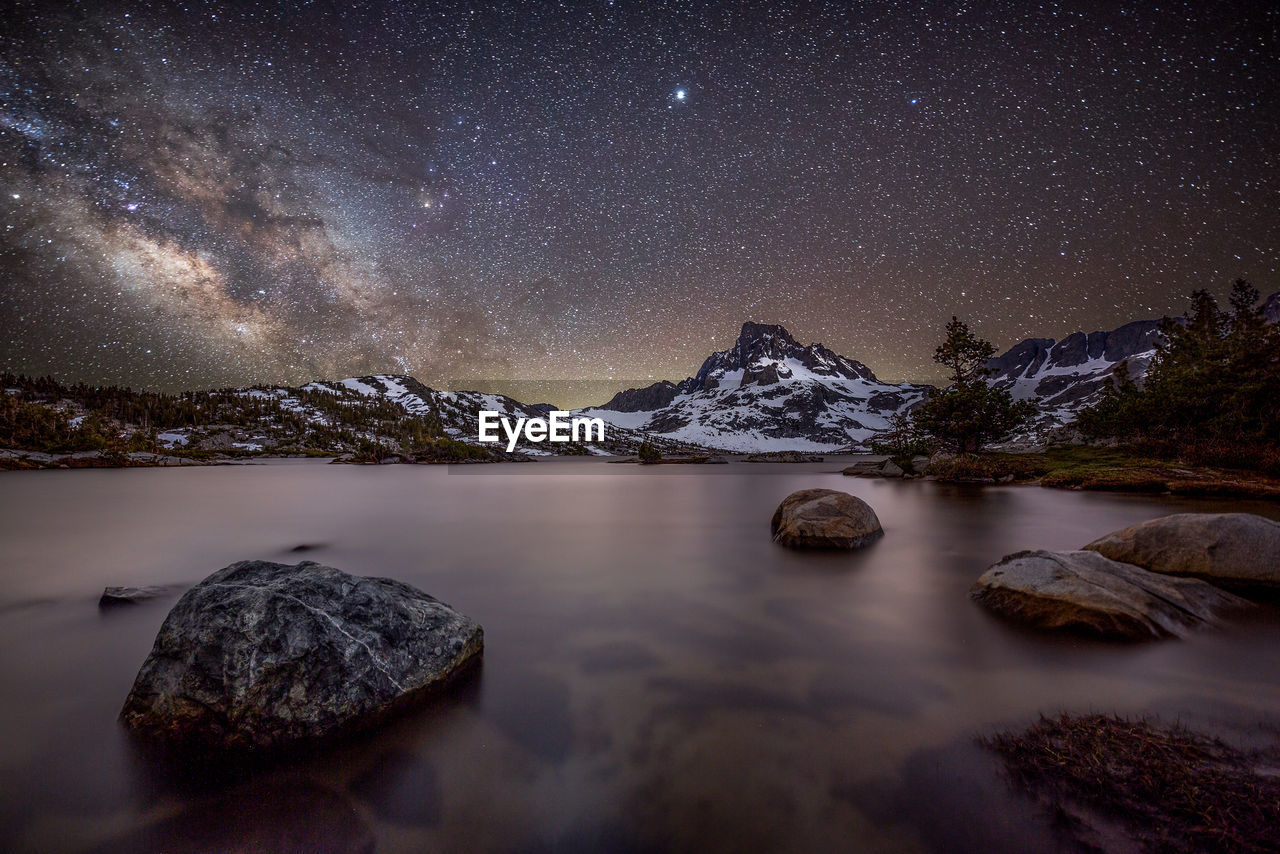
2 1 1277 406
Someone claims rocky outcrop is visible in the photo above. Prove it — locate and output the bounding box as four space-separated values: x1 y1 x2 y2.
842 456 927 477
120 560 483 750
1083 513 1280 594
972 549 1247 640
770 488 883 549
842 459 885 477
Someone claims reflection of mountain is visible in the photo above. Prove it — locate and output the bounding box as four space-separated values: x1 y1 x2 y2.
578 322 931 452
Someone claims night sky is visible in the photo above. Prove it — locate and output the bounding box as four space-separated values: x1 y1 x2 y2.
2 1 1277 407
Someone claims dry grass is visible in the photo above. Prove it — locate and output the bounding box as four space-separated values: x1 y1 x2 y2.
924 447 1280 499
1037 447 1280 498
925 453 1052 482
983 713 1280 854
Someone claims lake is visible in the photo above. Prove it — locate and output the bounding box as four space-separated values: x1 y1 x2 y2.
1 458 1278 853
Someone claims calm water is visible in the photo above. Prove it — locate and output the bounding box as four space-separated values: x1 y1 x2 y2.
1 458 1279 854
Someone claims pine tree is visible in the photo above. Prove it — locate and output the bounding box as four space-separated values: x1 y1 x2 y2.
637 438 662 463
912 317 1035 453
1077 281 1280 467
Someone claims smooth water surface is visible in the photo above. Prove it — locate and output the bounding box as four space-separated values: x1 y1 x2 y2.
2 458 1279 853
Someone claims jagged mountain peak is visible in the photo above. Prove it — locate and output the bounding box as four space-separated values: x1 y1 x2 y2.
735 321 799 348
584 321 928 451
689 321 878 391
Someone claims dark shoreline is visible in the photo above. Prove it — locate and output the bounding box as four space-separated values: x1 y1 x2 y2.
6 446 1280 502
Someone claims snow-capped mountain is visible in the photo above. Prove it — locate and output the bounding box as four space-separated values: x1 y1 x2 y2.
984 319 1163 431
577 322 931 452
986 289 1279 435
302 375 542 437
124 374 700 458
295 375 701 456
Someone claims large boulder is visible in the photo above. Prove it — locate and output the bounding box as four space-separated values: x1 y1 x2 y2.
972 550 1247 640
770 488 883 549
120 560 483 750
1083 513 1280 594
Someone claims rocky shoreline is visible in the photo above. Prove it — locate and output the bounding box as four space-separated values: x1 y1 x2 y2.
0 448 225 469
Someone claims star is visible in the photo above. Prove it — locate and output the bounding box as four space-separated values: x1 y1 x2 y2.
0 2 1273 403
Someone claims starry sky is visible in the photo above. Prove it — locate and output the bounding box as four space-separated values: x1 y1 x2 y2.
2 0 1277 407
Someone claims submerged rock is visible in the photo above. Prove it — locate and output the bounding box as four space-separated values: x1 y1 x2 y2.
120 560 483 750
972 549 1247 640
1083 513 1280 594
770 488 883 549
87 779 375 854
100 586 170 607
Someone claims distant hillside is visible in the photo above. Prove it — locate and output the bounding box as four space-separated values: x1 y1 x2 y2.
0 373 703 466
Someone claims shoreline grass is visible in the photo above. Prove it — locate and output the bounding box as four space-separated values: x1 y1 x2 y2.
926 447 1280 499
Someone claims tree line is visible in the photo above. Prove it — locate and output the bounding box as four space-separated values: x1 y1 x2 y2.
873 280 1277 472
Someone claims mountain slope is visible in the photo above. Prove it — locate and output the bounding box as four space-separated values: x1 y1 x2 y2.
985 289 1278 436
984 319 1163 431
580 322 930 451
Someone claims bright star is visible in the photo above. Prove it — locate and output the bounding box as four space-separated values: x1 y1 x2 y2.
675 89 686 101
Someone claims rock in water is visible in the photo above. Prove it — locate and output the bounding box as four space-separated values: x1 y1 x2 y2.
971 550 1247 640
100 586 169 607
1083 513 1280 594
841 459 885 477
770 488 883 549
120 560 483 750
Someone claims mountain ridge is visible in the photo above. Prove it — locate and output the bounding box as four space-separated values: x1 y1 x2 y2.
585 291 1278 449
5 291 1276 458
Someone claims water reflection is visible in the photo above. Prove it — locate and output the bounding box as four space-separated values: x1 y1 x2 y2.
0 460 1277 852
